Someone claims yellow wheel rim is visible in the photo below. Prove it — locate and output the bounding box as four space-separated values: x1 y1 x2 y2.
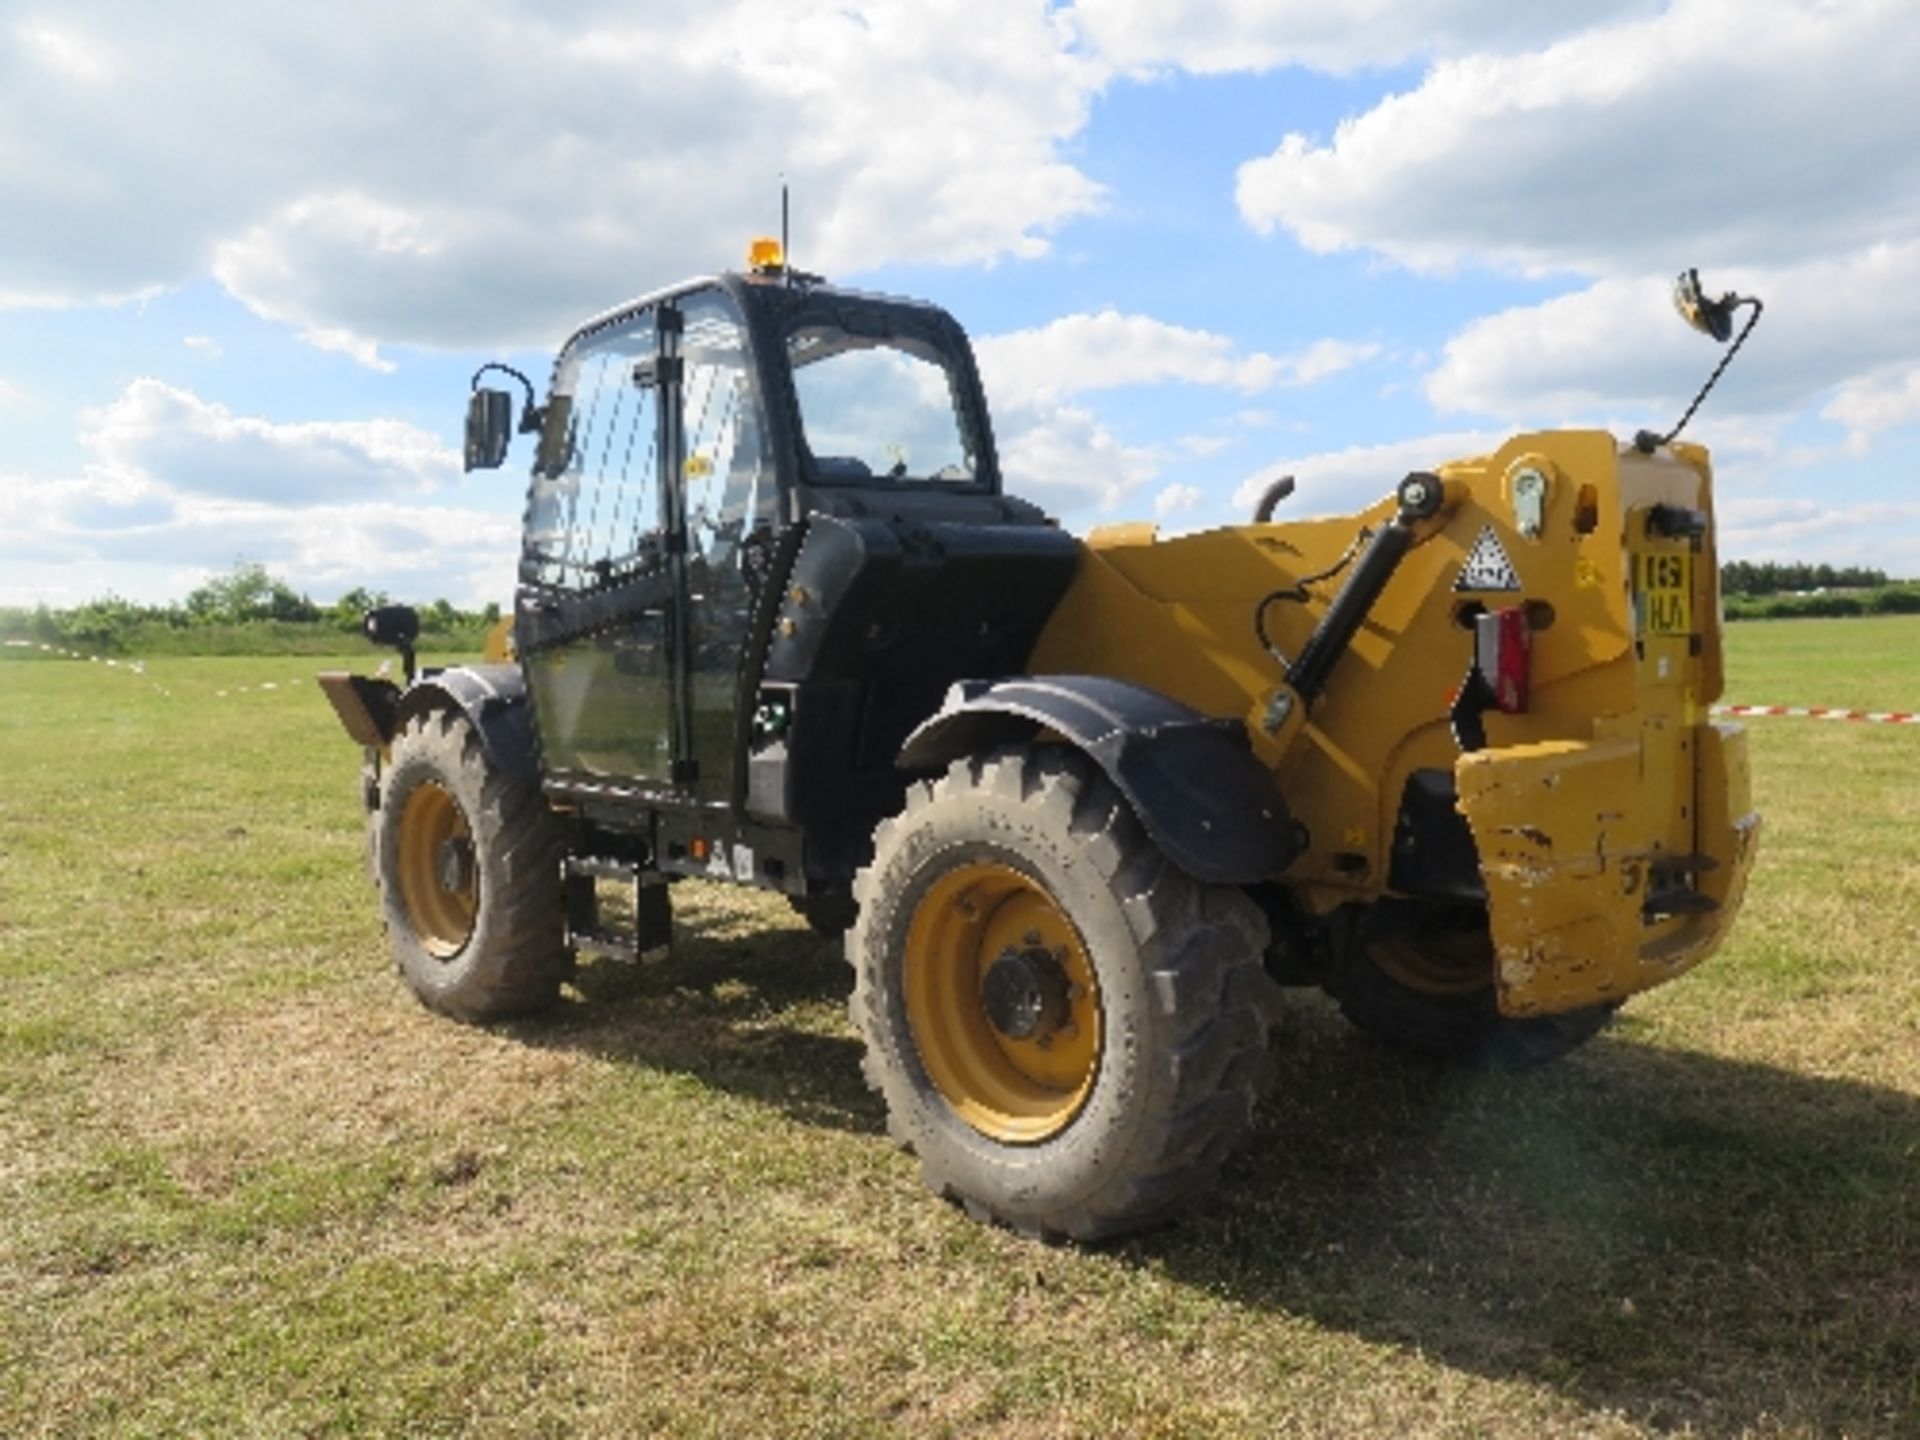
903 861 1102 1144
394 781 477 958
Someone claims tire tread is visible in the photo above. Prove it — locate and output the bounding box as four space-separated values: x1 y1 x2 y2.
376 709 567 1022
850 745 1280 1241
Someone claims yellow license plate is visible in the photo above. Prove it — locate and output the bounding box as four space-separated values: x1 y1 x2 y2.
1633 552 1693 636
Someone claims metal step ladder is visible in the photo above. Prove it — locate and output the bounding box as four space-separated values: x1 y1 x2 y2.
564 855 672 964
1642 852 1721 921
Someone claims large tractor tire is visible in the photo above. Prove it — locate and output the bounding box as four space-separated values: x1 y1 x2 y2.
374 709 568 1022
1323 900 1616 1069
849 747 1281 1241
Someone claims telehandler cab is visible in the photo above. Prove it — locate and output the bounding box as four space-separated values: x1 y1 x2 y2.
320 252 1760 1238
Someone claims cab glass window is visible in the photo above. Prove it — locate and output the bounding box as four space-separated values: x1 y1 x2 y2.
522 311 661 590
788 326 975 484
681 290 775 563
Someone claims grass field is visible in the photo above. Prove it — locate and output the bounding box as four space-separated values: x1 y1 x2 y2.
2 620 1916 1438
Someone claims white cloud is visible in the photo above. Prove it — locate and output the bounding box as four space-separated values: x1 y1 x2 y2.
1823 366 1920 443
1231 430 1503 518
12 19 115 84
1234 0 1920 278
7 493 516 600
1426 244 1920 437
714 3 1104 272
0 281 163 311
1719 497 1920 574
1177 434 1233 459
975 310 1375 407
0 379 29 409
182 335 222 359
1 1 1107 357
996 403 1162 515
0 381 508 606
81 380 457 504
0 485 515 610
210 191 465 368
1070 0 1653 75
1153 482 1205 518
974 310 1378 527
1427 276 1698 421
1286 338 1384 386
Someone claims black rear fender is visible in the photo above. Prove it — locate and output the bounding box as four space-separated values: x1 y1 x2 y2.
898 675 1300 886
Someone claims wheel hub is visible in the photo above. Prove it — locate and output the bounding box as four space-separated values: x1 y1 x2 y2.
436 835 475 894
981 946 1071 1041
900 861 1104 1144
393 779 478 959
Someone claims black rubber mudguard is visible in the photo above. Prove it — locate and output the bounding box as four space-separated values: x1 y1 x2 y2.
898 675 1300 886
393 663 541 784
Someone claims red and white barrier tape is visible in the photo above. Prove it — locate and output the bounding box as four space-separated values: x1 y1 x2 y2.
1713 704 1920 725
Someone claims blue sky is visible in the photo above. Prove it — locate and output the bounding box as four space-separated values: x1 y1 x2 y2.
4 0 1917 607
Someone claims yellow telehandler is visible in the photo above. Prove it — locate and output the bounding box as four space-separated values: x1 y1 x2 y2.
321 255 1760 1238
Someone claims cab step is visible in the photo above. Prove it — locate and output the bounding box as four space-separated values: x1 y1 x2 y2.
564 855 672 964
1643 889 1719 920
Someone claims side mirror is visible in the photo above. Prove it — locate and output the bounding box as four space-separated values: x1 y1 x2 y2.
465 388 514 471
1672 268 1735 343
364 604 419 649
363 604 420 682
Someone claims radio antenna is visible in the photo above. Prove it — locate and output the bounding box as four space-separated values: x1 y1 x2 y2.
781 176 791 288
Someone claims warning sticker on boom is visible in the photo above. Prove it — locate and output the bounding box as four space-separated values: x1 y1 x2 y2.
1454 525 1522 592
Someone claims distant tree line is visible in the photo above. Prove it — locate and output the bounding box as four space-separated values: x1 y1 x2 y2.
0 562 500 657
5 555 1919 656
1722 583 1920 621
1719 560 1890 596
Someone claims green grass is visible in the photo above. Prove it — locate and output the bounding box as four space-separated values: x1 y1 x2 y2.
2 631 1918 1438
1720 613 1920 710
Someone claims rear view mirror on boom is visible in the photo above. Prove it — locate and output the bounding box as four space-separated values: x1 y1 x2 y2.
1635 267 1764 453
464 388 513 471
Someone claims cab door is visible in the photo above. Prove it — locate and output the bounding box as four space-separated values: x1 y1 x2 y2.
516 288 777 805
516 305 679 790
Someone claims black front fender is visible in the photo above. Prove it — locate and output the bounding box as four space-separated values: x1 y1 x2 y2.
318 663 539 785
898 676 1299 885
394 664 540 784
